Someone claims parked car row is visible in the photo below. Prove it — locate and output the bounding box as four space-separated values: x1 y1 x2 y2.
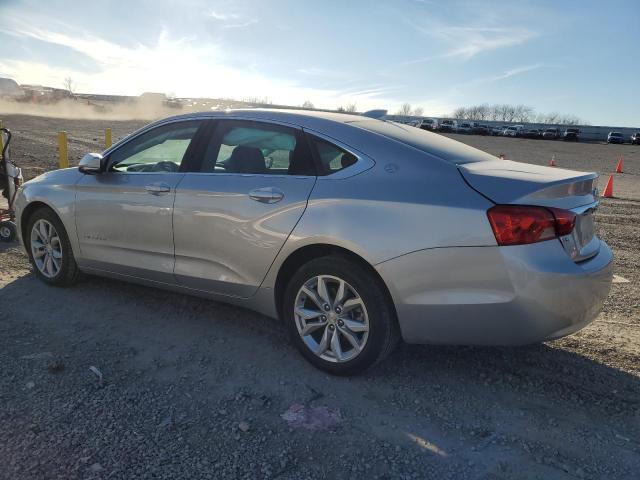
607 131 640 144
418 120 581 141
413 119 639 144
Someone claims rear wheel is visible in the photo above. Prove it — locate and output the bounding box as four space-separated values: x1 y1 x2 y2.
26 208 79 286
284 255 399 375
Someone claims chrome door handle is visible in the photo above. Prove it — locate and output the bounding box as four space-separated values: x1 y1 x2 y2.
249 187 284 204
145 183 171 195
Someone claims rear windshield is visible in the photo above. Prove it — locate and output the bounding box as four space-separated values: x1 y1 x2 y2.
610 132 622 136
349 119 497 164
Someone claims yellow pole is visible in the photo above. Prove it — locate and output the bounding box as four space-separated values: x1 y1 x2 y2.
105 127 112 149
58 131 69 169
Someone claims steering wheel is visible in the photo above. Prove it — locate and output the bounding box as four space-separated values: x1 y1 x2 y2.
152 161 179 172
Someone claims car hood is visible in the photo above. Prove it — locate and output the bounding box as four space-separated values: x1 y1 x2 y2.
459 160 598 209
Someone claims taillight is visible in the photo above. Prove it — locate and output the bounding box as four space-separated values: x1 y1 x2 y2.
547 207 577 236
487 205 576 246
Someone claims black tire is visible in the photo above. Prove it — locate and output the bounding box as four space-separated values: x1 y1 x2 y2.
0 220 17 242
283 255 400 376
26 207 80 286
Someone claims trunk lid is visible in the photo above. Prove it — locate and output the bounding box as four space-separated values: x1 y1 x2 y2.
459 160 600 261
458 160 598 209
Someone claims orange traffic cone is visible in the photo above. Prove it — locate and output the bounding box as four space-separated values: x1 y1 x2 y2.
616 155 624 174
602 175 614 198
549 154 556 167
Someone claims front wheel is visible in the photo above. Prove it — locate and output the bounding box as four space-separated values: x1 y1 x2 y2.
283 255 399 375
26 207 80 286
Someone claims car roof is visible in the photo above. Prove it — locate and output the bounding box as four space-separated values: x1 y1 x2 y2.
154 108 366 131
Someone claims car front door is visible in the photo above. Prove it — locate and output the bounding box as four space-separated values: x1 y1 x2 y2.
173 119 317 297
75 120 202 283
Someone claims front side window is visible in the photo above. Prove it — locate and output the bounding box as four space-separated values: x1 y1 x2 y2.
309 137 358 176
109 121 200 173
199 121 315 176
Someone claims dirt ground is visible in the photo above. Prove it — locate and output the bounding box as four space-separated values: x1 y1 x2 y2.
0 114 639 479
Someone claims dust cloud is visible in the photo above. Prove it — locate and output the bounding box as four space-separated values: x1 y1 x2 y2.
0 98 227 121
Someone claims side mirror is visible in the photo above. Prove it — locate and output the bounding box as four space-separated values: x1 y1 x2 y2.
78 153 104 174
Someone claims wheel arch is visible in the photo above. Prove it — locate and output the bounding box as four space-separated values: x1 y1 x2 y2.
20 201 71 251
273 243 397 323
20 201 54 245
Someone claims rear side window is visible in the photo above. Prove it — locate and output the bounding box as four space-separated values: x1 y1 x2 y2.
350 119 497 164
199 120 315 175
308 136 358 176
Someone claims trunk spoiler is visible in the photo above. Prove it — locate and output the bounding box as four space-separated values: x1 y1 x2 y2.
458 160 598 210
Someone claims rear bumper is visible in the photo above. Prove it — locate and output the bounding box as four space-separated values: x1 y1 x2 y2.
376 239 613 345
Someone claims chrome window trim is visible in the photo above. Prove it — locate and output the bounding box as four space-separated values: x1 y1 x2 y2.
180 172 316 179
103 114 304 157
103 114 373 179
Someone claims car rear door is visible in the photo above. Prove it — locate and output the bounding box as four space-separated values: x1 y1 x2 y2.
75 119 204 283
173 119 317 297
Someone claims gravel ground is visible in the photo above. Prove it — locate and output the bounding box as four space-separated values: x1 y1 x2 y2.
0 115 639 479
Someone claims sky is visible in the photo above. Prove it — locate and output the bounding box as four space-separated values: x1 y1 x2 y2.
0 0 639 126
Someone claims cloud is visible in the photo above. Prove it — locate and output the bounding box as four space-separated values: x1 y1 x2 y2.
221 19 258 29
207 10 240 21
207 9 257 29
448 64 547 94
403 22 536 64
0 14 400 111
493 64 543 80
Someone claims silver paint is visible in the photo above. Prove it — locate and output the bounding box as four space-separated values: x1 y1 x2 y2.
15 109 614 346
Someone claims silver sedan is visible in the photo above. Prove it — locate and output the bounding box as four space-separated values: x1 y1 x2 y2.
15 110 613 375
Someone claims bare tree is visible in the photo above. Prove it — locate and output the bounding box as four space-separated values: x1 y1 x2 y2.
452 103 586 126
301 100 314 109
63 76 76 96
557 114 586 125
476 104 490 120
452 107 468 119
514 104 533 123
345 103 357 113
412 106 424 117
397 103 413 117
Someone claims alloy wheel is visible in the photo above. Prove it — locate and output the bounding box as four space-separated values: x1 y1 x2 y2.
294 275 370 363
30 219 63 278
